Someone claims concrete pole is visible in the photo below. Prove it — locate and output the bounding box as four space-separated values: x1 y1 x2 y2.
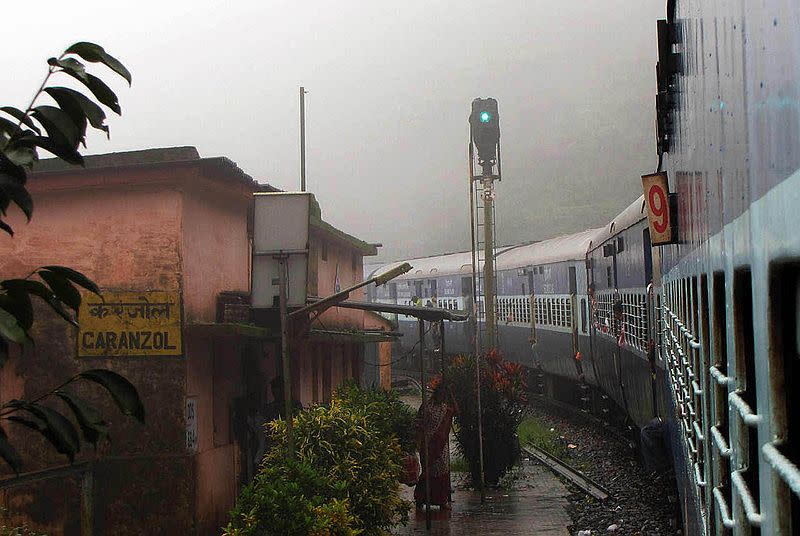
278 255 295 458
300 86 306 192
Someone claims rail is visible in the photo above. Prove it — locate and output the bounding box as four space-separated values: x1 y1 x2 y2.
522 445 609 501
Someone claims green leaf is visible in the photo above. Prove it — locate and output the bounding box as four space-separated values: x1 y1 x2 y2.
41 90 87 145
0 337 8 368
61 70 121 115
0 307 28 344
6 401 80 461
32 105 81 148
44 87 108 137
48 57 88 83
0 172 33 220
0 117 18 139
0 151 27 183
0 287 34 330
55 390 108 444
47 295 78 327
0 107 41 136
1 279 52 300
6 414 44 433
0 425 21 472
79 369 145 423
14 135 83 166
39 270 81 312
0 280 76 327
41 266 100 295
64 42 131 86
3 143 39 168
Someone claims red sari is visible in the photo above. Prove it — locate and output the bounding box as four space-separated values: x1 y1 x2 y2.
414 399 455 507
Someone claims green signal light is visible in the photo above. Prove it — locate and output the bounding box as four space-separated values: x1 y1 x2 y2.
479 111 491 123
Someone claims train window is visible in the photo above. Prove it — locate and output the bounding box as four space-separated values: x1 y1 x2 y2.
733 268 760 508
768 263 800 531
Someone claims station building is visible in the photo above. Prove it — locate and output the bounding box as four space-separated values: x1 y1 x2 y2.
0 147 389 535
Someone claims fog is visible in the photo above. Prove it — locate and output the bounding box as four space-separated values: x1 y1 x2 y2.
3 0 665 262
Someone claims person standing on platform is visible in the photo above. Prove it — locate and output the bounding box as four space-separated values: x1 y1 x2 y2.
415 377 457 509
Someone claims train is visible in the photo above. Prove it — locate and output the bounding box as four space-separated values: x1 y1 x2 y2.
367 0 800 534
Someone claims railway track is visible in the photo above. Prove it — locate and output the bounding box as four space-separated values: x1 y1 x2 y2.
527 393 637 450
523 445 610 501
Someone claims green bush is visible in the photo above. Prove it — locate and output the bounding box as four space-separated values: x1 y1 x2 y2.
266 402 409 534
334 382 417 453
225 396 410 535
222 459 355 536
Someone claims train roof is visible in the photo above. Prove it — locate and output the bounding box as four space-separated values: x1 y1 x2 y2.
589 195 647 250
495 228 604 270
370 246 515 281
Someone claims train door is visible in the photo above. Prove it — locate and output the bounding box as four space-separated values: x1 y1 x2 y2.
643 228 653 284
569 266 579 355
643 228 660 418
569 266 584 388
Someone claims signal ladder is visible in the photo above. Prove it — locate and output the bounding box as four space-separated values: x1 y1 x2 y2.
470 177 499 354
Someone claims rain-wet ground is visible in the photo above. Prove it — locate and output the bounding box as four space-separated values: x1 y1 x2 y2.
394 463 571 535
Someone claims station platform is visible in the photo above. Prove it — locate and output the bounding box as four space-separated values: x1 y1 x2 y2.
395 462 572 535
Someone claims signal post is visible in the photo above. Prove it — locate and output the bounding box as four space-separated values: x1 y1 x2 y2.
468 97 502 502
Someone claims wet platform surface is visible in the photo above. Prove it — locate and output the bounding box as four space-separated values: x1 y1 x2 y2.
394 463 571 535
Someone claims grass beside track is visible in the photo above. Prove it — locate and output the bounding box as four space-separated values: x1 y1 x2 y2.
518 414 569 461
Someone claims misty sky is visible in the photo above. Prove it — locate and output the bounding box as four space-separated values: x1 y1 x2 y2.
4 0 665 262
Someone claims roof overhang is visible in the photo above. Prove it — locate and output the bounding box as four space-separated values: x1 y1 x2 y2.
322 299 469 322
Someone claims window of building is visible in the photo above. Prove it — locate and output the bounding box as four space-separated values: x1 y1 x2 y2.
321 242 328 261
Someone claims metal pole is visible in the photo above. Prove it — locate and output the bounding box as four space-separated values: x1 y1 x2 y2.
278 255 295 457
300 86 306 192
469 144 486 503
482 176 496 349
419 319 431 529
440 321 452 505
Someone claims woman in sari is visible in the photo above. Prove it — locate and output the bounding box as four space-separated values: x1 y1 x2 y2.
415 379 457 509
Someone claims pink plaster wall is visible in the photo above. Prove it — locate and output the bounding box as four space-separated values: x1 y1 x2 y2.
311 229 366 331
180 169 251 323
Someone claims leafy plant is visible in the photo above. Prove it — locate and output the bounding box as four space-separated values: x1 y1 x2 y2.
0 43 143 472
264 401 410 534
222 459 356 536
447 350 528 485
333 382 417 453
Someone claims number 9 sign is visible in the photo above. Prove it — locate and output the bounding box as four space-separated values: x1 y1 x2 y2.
642 172 674 244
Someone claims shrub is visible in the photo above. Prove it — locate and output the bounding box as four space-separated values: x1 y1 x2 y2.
265 401 409 534
222 459 355 536
446 350 527 485
334 382 417 453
